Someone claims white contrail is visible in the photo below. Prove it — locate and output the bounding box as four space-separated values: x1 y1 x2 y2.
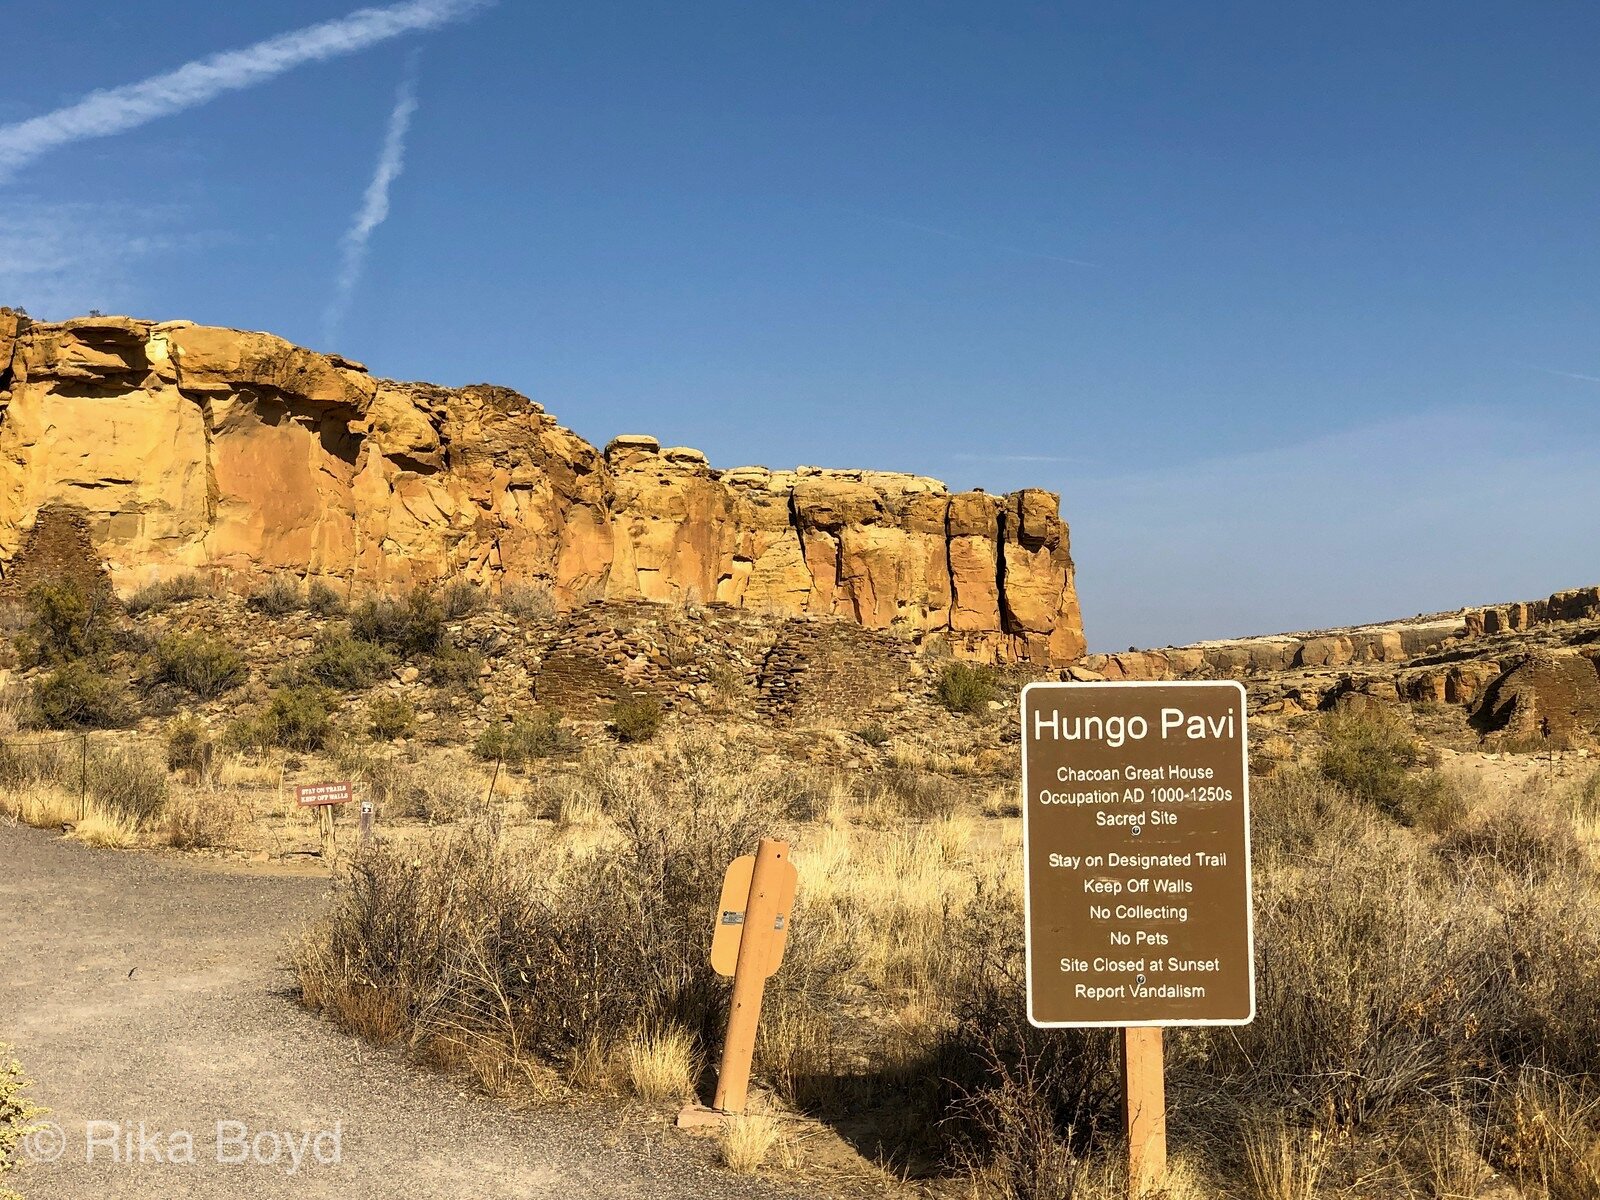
0 0 490 182
324 66 420 341
1533 365 1600 385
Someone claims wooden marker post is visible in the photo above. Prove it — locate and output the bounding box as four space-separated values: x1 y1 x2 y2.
678 838 799 1128
318 805 336 861
712 838 794 1114
1123 1028 1167 1198
358 799 374 850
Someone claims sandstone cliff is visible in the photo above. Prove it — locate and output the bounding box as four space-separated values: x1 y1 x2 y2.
0 310 1085 664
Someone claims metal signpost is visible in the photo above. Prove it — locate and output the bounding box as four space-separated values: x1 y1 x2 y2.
1021 681 1255 1197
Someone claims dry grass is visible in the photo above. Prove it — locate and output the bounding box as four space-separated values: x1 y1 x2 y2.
69 804 140 848
3 781 79 828
1497 1072 1600 1200
623 1026 698 1105
1416 1110 1494 1200
1243 1116 1327 1200
719 1113 784 1174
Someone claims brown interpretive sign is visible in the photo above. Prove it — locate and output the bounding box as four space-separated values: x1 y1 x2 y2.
295 781 354 808
1021 681 1255 1028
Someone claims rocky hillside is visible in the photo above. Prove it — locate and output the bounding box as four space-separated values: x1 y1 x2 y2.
1072 584 1600 747
0 308 1084 665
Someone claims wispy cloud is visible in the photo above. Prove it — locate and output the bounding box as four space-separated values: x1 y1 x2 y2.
0 0 490 183
1532 365 1600 385
324 62 421 342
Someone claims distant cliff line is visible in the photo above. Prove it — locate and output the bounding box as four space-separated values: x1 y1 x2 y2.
0 309 1085 665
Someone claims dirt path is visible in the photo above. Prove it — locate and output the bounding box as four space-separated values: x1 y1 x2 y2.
0 824 814 1199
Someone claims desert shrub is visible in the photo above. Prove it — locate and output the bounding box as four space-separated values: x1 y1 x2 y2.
367 694 415 740
152 631 247 699
87 744 168 823
20 578 115 665
937 663 998 716
608 694 663 743
124 572 209 615
165 715 214 774
943 894 1122 1194
1317 705 1462 827
1248 766 1373 866
304 629 394 690
0 1043 45 1195
872 767 964 821
163 789 244 850
306 579 345 616
1566 769 1600 825
33 662 126 729
426 643 483 689
473 709 569 766
293 736 788 1077
0 737 74 789
388 770 481 823
234 687 336 752
1197 831 1481 1130
706 662 751 711
349 588 446 657
855 723 891 748
499 583 555 621
1435 804 1583 879
1492 1070 1600 1198
247 573 302 615
1478 879 1600 1077
438 579 485 619
327 745 483 823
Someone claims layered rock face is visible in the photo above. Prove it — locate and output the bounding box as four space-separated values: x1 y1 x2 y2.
0 311 1085 664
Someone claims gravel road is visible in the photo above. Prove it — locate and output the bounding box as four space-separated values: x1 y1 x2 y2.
0 823 813 1199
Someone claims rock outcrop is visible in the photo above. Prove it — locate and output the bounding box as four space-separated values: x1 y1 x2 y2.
0 310 1085 664
1062 585 1600 747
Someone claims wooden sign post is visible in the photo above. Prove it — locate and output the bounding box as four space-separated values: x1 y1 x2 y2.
1021 682 1254 1198
680 838 798 1127
358 800 375 850
1123 1027 1167 1195
295 781 356 862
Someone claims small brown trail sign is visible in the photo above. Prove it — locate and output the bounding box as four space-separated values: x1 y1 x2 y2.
1021 680 1255 1197
295 781 354 807
295 782 355 861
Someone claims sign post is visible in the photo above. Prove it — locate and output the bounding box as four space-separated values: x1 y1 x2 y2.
680 839 798 1127
358 800 375 850
1021 681 1254 1198
295 781 356 862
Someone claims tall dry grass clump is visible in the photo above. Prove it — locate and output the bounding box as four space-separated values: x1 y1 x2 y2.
719 1113 785 1174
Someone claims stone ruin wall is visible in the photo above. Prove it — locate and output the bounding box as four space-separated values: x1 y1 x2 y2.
0 309 1086 666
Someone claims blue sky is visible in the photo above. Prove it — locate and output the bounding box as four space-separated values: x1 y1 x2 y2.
3 1 1597 651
